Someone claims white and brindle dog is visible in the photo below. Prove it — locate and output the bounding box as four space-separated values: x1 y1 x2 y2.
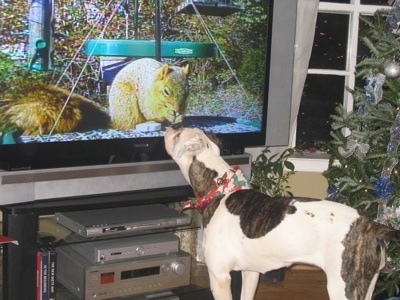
164 125 400 300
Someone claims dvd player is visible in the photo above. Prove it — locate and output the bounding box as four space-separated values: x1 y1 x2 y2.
55 204 191 237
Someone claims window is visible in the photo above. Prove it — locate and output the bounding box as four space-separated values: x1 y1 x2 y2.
295 0 389 151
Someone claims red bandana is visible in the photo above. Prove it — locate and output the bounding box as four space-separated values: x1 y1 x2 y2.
181 166 251 214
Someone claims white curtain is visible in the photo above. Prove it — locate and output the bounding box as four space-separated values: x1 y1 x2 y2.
289 0 320 144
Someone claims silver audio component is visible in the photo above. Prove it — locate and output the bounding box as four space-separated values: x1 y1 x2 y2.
57 244 191 300
68 233 180 263
55 204 191 237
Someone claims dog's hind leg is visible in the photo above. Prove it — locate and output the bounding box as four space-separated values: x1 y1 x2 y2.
208 270 233 300
324 264 347 300
240 271 259 300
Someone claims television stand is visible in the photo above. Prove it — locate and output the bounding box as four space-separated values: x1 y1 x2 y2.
0 154 251 300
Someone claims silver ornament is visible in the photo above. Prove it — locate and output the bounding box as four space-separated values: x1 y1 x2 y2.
384 61 400 78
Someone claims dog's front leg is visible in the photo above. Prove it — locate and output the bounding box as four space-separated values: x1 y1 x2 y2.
209 270 233 300
241 271 259 300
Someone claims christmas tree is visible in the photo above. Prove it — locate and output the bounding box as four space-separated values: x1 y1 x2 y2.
321 5 400 297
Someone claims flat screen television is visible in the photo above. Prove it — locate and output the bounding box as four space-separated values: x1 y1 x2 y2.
0 0 274 171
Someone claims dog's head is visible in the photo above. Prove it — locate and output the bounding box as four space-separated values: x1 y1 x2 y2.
164 125 223 183
165 125 220 161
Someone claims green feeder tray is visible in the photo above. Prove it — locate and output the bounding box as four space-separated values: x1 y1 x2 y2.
85 40 218 58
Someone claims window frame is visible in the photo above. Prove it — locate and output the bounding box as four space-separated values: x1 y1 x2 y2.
291 1 387 172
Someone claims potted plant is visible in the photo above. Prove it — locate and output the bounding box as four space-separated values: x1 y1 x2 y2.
251 147 296 197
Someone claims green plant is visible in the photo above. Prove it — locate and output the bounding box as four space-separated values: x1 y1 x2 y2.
251 147 296 197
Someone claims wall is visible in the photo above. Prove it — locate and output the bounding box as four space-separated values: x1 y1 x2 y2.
289 172 328 199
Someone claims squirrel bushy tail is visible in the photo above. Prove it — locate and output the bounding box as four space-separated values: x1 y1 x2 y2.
0 82 110 135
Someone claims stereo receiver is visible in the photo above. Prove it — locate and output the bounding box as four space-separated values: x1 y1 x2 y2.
57 244 191 300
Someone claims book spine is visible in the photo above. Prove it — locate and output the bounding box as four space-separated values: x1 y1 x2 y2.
48 248 57 300
40 247 49 300
36 250 42 300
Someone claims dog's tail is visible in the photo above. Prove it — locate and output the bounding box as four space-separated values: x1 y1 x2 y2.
375 223 400 243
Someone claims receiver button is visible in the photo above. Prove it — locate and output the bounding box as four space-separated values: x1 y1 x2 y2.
170 261 186 275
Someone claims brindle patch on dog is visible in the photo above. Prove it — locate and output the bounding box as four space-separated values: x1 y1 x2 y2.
341 217 386 299
225 191 320 239
203 200 221 227
188 158 218 197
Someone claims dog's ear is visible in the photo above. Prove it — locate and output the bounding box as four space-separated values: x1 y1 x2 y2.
176 134 205 158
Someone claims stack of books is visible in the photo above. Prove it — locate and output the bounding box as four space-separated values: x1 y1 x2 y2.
36 244 57 300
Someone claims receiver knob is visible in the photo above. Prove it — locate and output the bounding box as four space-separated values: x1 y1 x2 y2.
170 261 186 275
135 246 145 255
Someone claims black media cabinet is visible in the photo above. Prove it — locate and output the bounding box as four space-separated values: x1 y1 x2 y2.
0 154 251 300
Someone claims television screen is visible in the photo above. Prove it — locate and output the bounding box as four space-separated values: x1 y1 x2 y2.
0 0 272 170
